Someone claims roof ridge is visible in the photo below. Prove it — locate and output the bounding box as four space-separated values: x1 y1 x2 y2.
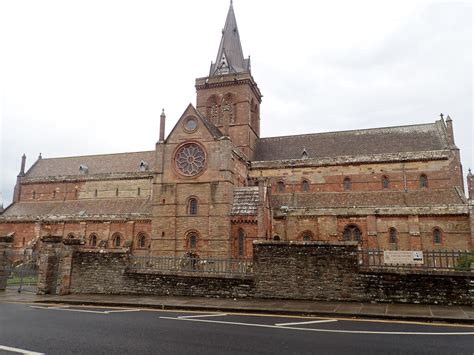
259 121 438 141
37 150 155 161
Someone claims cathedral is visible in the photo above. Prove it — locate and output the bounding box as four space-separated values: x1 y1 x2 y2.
1 3 473 257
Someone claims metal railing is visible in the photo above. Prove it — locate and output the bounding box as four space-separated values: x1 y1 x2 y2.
357 249 474 272
129 255 253 276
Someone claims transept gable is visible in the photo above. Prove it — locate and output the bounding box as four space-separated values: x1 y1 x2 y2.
165 103 224 145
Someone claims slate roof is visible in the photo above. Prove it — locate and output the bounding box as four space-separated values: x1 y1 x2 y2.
1 198 151 218
271 188 465 209
254 121 448 162
231 187 259 215
24 151 155 179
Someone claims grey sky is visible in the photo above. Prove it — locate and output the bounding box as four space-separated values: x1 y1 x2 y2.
0 0 472 206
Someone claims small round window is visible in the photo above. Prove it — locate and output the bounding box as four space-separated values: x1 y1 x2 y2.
184 117 198 132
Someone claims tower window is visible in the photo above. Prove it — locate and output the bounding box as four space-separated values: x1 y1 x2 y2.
420 174 428 188
433 228 442 244
32 191 36 200
189 233 197 249
343 177 352 191
389 228 397 244
137 232 147 249
112 233 122 248
116 188 119 197
343 225 362 242
382 176 390 190
277 181 285 193
188 198 198 215
94 189 98 197
301 180 309 192
238 229 245 256
89 233 98 247
137 187 141 196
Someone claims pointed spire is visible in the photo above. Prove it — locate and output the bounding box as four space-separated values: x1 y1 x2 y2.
468 168 472 177
19 154 26 176
159 108 166 142
210 2 250 76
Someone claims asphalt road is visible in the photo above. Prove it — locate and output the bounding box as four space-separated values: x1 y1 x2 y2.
0 303 473 354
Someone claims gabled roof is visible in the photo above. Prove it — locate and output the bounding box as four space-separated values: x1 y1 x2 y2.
271 187 466 209
210 2 250 76
254 120 448 162
24 151 155 179
231 187 259 215
1 198 151 219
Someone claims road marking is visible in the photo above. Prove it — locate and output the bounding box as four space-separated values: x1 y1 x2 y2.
159 316 474 336
178 313 228 319
275 319 338 326
0 345 44 355
16 302 474 329
29 305 139 314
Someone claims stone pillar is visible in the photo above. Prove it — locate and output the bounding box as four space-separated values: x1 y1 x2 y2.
37 235 63 295
0 235 14 291
366 215 378 249
408 215 421 249
257 178 266 239
57 238 84 295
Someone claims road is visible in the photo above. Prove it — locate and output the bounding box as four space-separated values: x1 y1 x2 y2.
0 303 473 354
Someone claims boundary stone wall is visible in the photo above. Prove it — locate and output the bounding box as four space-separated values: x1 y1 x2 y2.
67 242 473 306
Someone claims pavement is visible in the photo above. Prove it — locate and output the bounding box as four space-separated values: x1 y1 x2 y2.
0 288 473 324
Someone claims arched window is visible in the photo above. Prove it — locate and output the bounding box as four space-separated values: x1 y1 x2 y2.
66 233 75 239
343 225 362 242
222 94 234 124
301 180 309 192
53 190 56 199
343 177 352 191
137 187 141 196
301 230 313 241
382 176 390 190
420 174 428 188
112 233 122 248
207 95 219 123
277 181 285 193
188 198 198 215
389 228 397 244
94 189 98 197
137 232 147 249
115 188 119 197
273 235 281 241
189 233 197 250
89 234 98 247
32 191 36 200
238 229 245 256
433 228 442 244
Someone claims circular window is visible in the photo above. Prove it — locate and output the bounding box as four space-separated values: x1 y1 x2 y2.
175 143 206 176
184 117 198 132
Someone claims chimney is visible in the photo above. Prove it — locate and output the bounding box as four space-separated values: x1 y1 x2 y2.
19 154 26 176
445 115 455 147
468 169 474 200
159 109 166 142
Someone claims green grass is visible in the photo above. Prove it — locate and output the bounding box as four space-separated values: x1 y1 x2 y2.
7 275 38 286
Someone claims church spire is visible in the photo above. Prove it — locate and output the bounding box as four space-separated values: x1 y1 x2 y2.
210 1 250 76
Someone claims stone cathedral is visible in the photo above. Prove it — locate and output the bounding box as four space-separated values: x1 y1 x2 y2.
1 3 473 257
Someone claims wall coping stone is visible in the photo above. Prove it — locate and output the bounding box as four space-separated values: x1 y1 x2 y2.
40 235 63 243
126 268 254 280
359 266 473 278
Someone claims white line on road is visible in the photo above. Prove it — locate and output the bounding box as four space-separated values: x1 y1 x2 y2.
178 313 228 319
159 316 474 336
275 319 338 326
29 305 139 314
0 345 44 355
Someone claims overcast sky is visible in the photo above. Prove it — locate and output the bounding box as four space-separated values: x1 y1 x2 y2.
0 0 472 206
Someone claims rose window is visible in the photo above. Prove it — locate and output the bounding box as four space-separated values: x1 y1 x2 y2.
175 143 206 176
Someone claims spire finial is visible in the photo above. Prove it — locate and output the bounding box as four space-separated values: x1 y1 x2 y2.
161 108 165 117
468 168 472 176
38 153 42 159
440 113 444 119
